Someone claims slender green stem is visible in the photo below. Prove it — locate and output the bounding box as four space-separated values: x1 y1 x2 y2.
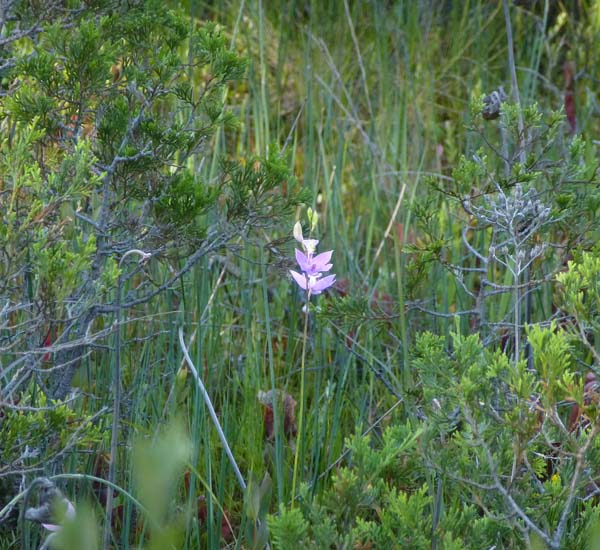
291 297 310 505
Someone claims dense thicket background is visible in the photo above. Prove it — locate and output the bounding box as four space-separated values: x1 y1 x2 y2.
1 1 600 548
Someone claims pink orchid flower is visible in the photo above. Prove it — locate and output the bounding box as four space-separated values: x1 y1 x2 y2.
294 249 333 276
290 271 337 295
291 221 335 296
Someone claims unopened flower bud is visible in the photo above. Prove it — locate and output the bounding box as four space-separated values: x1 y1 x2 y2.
293 221 304 243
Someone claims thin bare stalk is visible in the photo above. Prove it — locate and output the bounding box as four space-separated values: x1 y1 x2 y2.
371 183 407 270
178 326 246 491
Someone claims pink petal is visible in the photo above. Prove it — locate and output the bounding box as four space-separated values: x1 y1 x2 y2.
312 250 333 265
295 249 309 269
310 274 336 294
290 270 308 290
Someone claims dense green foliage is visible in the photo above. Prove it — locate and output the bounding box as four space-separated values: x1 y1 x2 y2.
1 1 600 549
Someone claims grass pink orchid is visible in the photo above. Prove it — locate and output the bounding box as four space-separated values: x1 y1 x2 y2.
290 271 337 295
290 223 335 296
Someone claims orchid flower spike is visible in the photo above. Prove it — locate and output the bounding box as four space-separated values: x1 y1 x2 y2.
290 220 336 296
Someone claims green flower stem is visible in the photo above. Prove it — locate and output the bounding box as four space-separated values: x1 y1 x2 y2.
291 297 311 505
